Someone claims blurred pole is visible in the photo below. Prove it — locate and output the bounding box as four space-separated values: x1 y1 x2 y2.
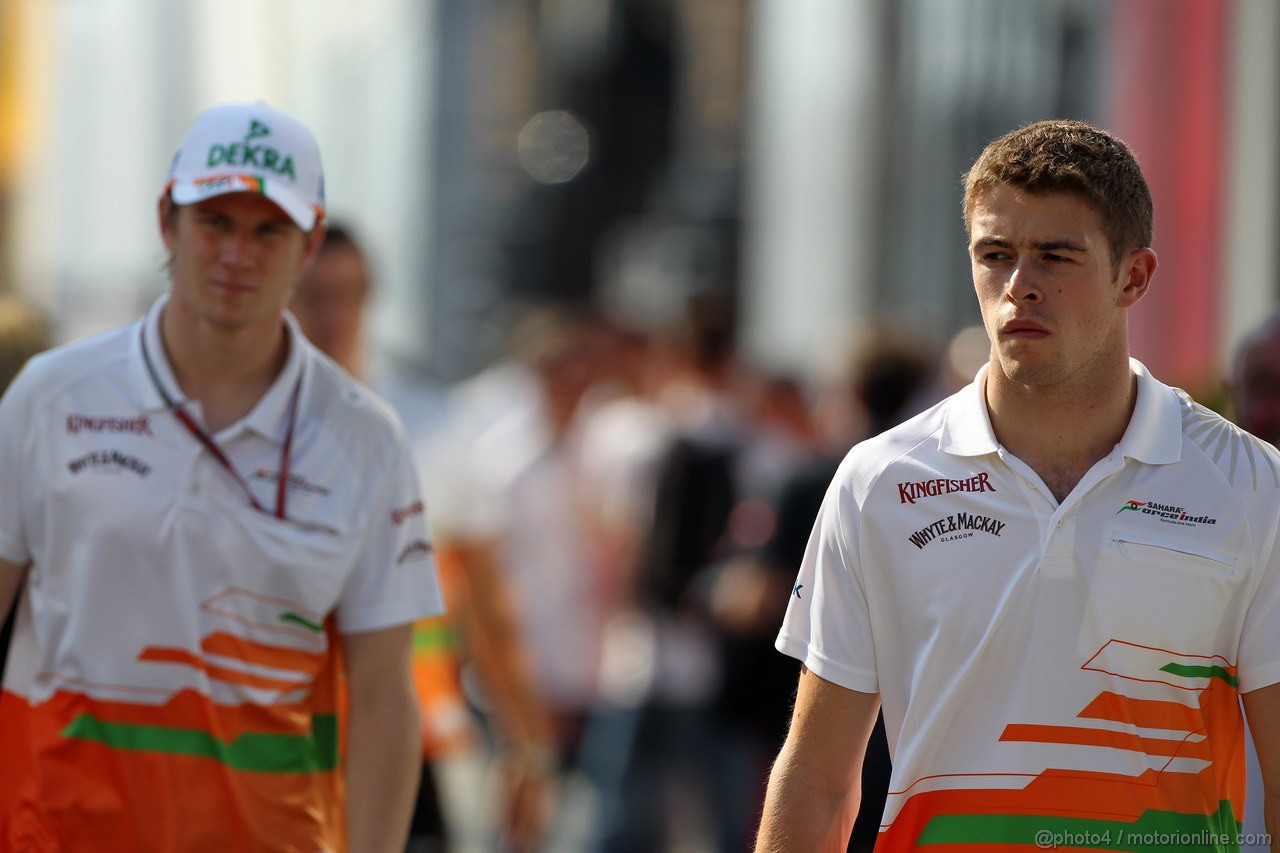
1107 0 1229 394
296 2 440 375
1 0 50 307
0 0 22 296
740 0 891 375
18 0 190 339
1222 0 1280 369
1229 19 1280 822
425 0 541 382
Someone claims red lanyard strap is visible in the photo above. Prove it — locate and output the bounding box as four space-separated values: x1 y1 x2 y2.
140 325 302 521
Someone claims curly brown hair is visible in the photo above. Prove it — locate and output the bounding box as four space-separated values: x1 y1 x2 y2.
963 119 1153 270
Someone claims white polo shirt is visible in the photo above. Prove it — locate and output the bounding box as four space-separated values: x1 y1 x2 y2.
0 296 442 852
779 359 1280 850
465 399 603 713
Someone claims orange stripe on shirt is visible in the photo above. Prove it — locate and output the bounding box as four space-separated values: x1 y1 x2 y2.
138 647 310 691
200 631 325 676
1077 691 1204 732
998 723 1210 761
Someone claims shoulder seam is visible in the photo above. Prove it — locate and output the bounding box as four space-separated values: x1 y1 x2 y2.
1179 392 1280 492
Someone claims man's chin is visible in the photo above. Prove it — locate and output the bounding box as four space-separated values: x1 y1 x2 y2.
995 356 1062 388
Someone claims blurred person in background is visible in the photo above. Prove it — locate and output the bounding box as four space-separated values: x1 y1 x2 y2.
573 320 678 852
1231 313 1280 448
429 304 604 850
757 120 1280 850
0 294 52 688
574 321 673 629
289 223 370 378
0 102 442 852
584 291 756 853
722 328 938 853
292 224 556 853
1228 314 1280 853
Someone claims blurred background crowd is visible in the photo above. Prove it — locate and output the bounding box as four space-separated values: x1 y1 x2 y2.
1 0 1278 851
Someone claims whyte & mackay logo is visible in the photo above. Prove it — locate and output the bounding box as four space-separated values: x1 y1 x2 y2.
897 472 996 504
1116 499 1217 527
909 511 1006 549
396 539 433 566
67 450 151 478
66 414 152 437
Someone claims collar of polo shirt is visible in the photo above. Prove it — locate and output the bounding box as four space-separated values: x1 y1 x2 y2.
129 294 308 445
938 358 1183 465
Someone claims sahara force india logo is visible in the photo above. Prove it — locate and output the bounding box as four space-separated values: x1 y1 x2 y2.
908 512 1006 549
205 119 298 181
1116 499 1218 526
250 469 330 496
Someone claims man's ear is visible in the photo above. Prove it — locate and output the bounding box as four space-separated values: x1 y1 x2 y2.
158 195 178 252
1117 247 1157 308
299 220 328 272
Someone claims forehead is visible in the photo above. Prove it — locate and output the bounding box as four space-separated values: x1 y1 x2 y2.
297 247 366 292
968 184 1105 239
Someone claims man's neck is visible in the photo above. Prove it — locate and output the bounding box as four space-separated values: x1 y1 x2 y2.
159 301 289 434
985 357 1137 503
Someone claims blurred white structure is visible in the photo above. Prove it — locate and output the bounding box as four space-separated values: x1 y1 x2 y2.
741 0 887 375
6 0 438 368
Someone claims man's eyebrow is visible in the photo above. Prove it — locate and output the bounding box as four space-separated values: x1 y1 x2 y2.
1035 239 1088 253
969 237 1089 253
971 237 1011 251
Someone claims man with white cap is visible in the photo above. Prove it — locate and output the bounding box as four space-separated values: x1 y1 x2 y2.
0 103 442 852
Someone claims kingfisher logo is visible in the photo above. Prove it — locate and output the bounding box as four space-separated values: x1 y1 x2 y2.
1116 499 1217 527
897 472 996 504
391 501 424 526
66 414 152 437
909 512 1006 549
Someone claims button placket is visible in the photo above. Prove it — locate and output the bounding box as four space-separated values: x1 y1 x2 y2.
182 445 203 499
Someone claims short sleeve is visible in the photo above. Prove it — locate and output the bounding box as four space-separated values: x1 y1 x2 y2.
0 365 35 565
336 432 444 634
1238 514 1280 693
775 466 879 694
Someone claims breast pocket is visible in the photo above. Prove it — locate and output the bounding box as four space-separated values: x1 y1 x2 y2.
1110 532 1240 582
1089 529 1243 652
185 487 359 627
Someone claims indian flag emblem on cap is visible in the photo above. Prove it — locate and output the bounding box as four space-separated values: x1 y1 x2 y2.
193 174 265 197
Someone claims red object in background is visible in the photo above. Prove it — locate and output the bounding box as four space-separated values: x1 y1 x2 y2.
1107 0 1228 394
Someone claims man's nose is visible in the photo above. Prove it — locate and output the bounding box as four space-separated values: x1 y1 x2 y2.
219 231 254 266
1006 262 1043 304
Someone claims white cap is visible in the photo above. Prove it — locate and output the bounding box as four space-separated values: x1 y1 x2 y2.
165 102 325 231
